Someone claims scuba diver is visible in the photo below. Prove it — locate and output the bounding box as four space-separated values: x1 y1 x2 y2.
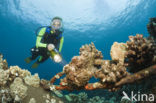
25 17 64 68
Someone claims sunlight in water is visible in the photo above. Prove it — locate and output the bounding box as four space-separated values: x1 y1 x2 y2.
4 0 141 33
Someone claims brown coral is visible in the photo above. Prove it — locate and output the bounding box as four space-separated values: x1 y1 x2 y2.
50 43 130 91
50 36 156 92
125 34 156 73
61 43 103 90
95 61 129 84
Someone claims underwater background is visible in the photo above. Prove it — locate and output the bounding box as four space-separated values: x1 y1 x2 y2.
0 0 156 102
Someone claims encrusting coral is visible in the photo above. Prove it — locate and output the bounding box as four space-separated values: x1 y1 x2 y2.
0 55 65 103
24 73 40 88
110 42 127 64
10 77 28 100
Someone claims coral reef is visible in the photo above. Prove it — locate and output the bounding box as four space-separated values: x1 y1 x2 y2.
1 31 156 102
0 55 65 103
49 34 156 94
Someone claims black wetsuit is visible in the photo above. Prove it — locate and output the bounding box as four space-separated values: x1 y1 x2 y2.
30 27 63 63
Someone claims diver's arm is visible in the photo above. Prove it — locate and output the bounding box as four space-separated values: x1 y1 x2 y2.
59 37 64 52
36 28 47 48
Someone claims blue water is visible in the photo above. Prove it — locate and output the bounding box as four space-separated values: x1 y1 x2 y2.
0 0 156 81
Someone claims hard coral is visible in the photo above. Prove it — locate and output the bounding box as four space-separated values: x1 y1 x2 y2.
95 61 129 84
62 43 103 89
125 34 156 73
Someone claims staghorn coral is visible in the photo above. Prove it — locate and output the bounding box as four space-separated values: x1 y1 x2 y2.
125 34 156 73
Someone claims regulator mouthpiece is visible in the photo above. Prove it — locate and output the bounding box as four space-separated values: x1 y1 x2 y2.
54 54 62 63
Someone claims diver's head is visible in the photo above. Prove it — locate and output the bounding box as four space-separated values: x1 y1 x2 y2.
51 17 62 30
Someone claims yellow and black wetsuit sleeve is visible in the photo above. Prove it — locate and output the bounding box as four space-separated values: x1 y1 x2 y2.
36 28 47 48
59 37 64 52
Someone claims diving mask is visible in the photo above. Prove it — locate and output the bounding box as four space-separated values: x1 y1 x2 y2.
51 19 62 30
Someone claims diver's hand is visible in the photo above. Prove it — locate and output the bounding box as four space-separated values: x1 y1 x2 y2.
47 44 55 51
